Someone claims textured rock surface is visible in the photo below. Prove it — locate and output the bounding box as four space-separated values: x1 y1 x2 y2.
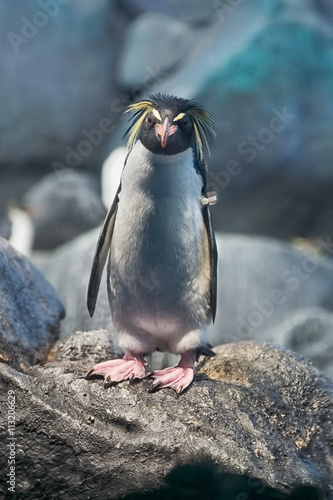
272 307 333 380
35 230 333 377
0 237 65 370
119 0 219 24
1 0 118 169
22 170 106 250
35 228 109 338
210 234 333 350
0 332 331 499
118 13 194 89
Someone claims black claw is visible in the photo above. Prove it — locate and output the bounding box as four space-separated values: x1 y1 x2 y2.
104 376 114 386
148 381 163 393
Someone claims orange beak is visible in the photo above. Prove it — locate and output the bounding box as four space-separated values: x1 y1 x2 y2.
155 117 177 148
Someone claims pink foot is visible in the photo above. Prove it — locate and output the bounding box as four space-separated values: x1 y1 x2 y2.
150 350 196 394
86 355 147 383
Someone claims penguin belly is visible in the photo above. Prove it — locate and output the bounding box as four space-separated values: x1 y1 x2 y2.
107 142 211 354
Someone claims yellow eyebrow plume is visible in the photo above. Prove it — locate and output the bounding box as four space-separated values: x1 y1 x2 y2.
187 108 216 160
173 112 185 122
152 108 162 121
124 101 154 150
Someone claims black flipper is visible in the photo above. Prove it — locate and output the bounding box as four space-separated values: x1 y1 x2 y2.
87 184 121 317
202 202 218 323
197 158 218 324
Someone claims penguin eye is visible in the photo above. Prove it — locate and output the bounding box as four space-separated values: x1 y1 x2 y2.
180 116 192 132
146 115 155 128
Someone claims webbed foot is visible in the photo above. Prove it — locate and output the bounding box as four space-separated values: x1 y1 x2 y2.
86 354 147 383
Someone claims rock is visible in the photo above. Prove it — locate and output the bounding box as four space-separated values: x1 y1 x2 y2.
0 333 331 498
0 237 65 370
119 0 218 25
35 228 109 339
210 234 333 356
35 231 333 376
22 169 106 250
273 307 333 380
118 13 194 89
0 213 11 239
1 0 118 171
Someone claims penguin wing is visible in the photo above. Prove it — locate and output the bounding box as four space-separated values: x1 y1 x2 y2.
87 184 121 317
202 203 218 323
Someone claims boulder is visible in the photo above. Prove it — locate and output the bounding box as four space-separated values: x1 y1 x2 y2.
1 0 118 172
0 333 331 498
119 0 219 25
22 169 106 250
210 234 333 353
35 228 109 339
117 13 194 90
272 307 333 380
0 237 64 370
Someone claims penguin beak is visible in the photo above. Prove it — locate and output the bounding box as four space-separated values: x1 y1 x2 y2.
155 117 177 148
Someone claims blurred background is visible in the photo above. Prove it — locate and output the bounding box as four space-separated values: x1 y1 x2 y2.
1 0 333 376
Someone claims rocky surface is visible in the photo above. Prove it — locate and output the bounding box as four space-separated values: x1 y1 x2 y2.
35 228 110 338
0 331 331 499
117 13 194 90
1 0 119 170
22 169 106 250
0 237 65 370
35 230 333 377
272 307 333 380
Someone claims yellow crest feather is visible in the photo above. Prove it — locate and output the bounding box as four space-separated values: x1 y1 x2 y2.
188 108 216 160
124 101 154 150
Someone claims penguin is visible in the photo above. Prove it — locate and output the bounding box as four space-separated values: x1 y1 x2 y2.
87 93 217 393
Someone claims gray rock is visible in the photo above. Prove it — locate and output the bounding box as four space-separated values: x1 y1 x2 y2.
0 334 331 498
22 169 106 250
273 308 333 380
0 237 65 370
210 234 333 354
0 213 11 239
35 228 109 338
118 13 194 89
120 0 219 25
0 0 118 171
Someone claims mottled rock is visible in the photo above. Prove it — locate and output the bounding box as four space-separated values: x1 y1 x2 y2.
210 234 333 355
118 13 194 89
120 0 218 25
1 0 118 171
22 169 106 250
35 228 109 338
273 307 333 380
0 334 331 498
0 237 65 370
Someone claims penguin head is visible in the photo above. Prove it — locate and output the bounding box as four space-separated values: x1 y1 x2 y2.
124 94 216 160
